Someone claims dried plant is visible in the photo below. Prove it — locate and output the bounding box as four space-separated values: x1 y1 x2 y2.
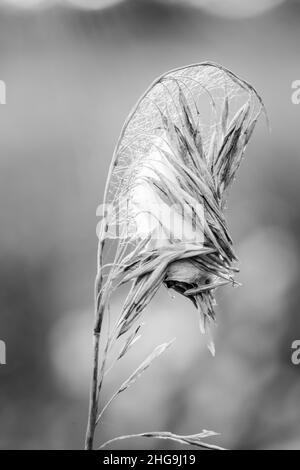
85 62 265 450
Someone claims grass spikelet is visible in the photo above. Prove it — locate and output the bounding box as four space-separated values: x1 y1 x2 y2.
85 62 265 450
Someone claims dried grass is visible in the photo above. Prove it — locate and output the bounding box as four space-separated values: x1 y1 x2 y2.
84 62 265 450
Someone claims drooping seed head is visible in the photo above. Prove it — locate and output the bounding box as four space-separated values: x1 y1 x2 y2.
98 62 265 353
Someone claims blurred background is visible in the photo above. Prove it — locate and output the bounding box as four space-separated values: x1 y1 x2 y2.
0 0 300 450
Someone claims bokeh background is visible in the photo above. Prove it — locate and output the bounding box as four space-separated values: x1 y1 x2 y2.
0 0 300 450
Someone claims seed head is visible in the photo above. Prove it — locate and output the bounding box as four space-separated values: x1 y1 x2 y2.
98 62 265 353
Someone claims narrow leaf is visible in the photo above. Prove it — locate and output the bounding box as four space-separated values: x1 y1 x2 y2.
118 339 175 393
99 430 225 451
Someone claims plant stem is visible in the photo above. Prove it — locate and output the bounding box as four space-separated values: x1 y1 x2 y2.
85 266 104 450
85 330 100 450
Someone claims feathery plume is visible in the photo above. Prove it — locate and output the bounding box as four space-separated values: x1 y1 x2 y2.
97 62 264 349
85 62 265 450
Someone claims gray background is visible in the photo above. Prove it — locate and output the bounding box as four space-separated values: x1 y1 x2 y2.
0 0 300 450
